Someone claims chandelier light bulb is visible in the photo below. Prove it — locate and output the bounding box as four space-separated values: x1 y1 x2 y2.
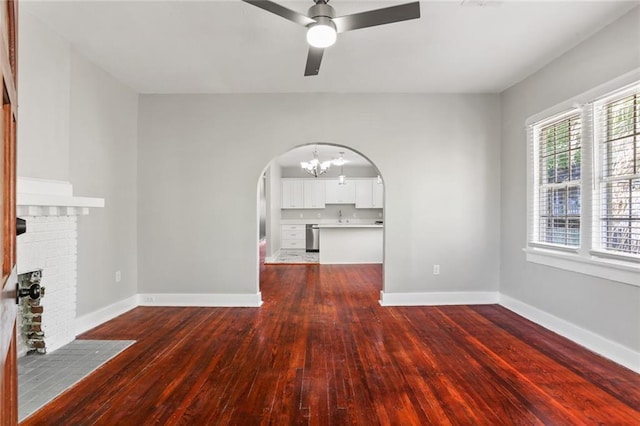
301 146 331 177
307 23 337 48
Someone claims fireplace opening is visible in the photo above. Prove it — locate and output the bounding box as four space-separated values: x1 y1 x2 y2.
18 269 46 354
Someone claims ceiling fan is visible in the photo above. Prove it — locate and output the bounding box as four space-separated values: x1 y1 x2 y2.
242 0 421 76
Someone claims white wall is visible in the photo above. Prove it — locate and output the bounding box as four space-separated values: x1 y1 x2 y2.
17 12 70 181
500 8 640 352
137 94 501 296
18 12 139 318
69 51 139 317
265 164 282 259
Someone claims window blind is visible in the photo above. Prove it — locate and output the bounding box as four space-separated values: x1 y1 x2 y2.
594 88 640 257
531 111 582 247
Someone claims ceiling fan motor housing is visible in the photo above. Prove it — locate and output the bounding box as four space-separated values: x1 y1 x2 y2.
308 2 336 23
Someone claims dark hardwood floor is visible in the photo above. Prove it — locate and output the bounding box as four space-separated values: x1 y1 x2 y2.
21 255 640 424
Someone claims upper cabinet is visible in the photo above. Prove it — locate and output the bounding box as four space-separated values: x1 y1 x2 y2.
282 179 326 209
303 180 326 209
281 178 382 209
373 180 384 208
282 180 304 209
355 179 384 208
325 180 356 204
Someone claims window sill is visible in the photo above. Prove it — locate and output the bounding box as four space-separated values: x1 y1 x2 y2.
523 246 640 287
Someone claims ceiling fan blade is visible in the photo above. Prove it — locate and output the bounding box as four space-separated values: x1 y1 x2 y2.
332 2 420 33
304 47 324 76
242 0 316 27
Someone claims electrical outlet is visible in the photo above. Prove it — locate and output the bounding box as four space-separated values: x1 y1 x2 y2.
143 296 155 303
378 212 382 217
299 213 303 218
353 212 357 217
317 213 321 217
433 265 440 275
115 270 121 282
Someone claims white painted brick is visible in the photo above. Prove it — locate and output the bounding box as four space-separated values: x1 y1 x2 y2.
16 213 83 357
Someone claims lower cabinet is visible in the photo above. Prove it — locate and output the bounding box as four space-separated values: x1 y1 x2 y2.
281 224 305 249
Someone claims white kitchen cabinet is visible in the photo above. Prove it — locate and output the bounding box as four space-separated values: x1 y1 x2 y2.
303 180 326 209
319 225 383 264
325 180 355 204
281 224 305 249
355 179 384 208
355 180 373 208
282 180 304 209
373 180 384 208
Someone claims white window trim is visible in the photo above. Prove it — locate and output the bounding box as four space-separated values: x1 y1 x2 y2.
529 109 582 249
523 246 639 287
592 85 640 256
525 69 640 288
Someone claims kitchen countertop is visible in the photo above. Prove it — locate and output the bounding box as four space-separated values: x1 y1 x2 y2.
318 224 383 228
281 218 382 225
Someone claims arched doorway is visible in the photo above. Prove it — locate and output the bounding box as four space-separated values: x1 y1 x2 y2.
257 143 385 299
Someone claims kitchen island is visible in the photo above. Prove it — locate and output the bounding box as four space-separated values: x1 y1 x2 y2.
318 224 383 264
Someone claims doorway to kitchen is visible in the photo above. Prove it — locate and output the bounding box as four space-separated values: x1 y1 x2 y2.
257 143 385 298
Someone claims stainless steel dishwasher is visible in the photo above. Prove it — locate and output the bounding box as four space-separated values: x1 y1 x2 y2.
306 224 319 252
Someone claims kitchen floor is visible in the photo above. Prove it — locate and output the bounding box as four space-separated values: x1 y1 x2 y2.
267 249 319 264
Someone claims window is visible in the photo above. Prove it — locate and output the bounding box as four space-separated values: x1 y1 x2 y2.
534 112 582 248
595 91 640 257
526 79 639 286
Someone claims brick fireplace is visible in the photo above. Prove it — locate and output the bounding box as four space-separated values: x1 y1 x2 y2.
16 177 104 356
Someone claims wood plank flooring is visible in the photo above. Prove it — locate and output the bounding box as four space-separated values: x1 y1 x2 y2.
21 261 640 425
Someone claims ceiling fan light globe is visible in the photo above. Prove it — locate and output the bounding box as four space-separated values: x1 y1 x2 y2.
306 24 337 48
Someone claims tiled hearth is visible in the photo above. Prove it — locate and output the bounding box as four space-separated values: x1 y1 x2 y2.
18 339 134 421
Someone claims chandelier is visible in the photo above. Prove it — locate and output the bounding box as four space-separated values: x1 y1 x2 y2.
301 146 332 177
335 152 347 184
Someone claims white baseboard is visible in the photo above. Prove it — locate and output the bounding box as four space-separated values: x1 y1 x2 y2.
499 294 640 374
74 294 139 336
379 291 499 306
73 292 263 335
138 292 263 307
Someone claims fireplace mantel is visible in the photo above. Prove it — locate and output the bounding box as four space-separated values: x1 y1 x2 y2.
17 177 104 216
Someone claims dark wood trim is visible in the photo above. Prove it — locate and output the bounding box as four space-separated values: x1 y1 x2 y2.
3 103 15 275
0 1 16 113
0 0 17 422
21 263 640 424
1 325 17 424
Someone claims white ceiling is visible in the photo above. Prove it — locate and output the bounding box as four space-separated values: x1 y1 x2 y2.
21 0 638 94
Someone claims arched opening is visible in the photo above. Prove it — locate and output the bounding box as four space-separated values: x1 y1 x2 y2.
257 143 385 301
